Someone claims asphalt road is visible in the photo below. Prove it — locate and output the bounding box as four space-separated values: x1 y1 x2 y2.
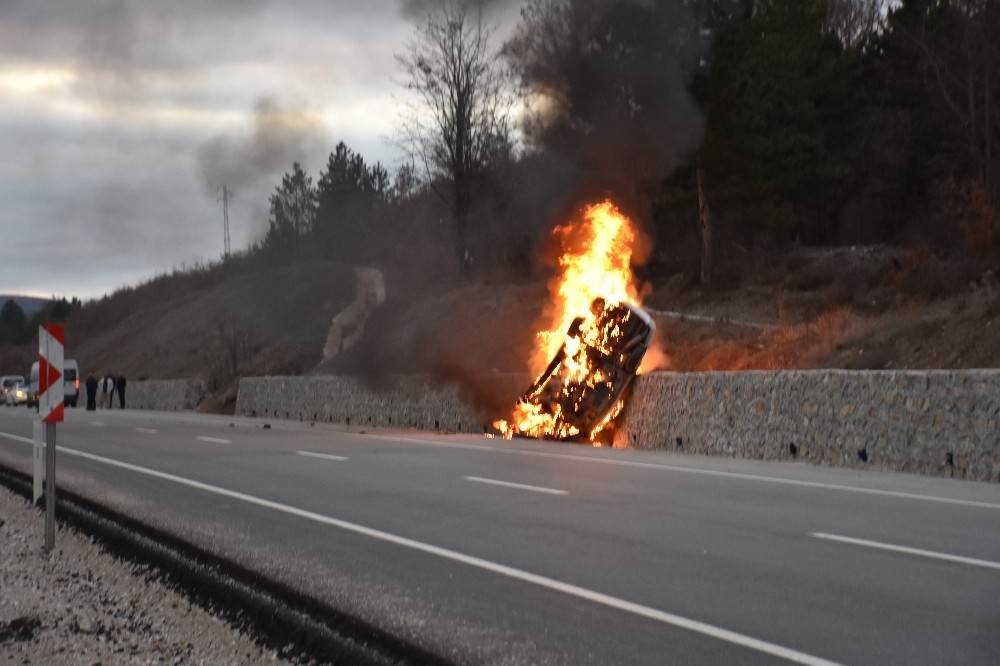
0 406 998 665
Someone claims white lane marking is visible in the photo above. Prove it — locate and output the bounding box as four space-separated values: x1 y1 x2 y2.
0 433 841 666
464 476 567 496
89 421 105 427
809 532 1000 571
0 432 32 444
296 450 348 462
197 436 232 444
135 427 158 435
362 434 1000 511
3 426 998 510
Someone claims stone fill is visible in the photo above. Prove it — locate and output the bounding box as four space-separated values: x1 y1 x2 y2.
616 370 1000 482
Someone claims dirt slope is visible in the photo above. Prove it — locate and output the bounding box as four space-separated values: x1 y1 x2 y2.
643 246 1000 372
318 245 1000 393
67 261 354 383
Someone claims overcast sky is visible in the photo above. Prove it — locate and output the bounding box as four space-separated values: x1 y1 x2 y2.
0 0 520 300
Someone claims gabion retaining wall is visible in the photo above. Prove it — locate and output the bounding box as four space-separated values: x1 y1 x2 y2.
126 379 206 412
615 370 1000 482
235 370 1000 482
235 375 487 434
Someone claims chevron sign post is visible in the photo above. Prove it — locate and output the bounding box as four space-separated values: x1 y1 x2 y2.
38 323 63 551
39 324 65 422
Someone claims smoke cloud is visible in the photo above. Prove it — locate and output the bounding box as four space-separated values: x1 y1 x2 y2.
196 97 327 197
505 0 706 218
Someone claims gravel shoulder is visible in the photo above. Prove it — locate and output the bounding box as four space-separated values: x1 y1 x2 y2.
0 485 290 666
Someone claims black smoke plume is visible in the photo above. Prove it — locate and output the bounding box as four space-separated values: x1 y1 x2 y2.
504 0 706 218
196 97 326 197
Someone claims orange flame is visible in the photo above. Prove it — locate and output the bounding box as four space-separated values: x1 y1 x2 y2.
495 200 644 442
532 201 641 374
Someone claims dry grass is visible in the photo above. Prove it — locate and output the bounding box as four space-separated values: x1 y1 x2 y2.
667 306 871 371
60 260 354 388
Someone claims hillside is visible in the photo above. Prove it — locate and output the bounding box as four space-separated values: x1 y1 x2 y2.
2 242 998 418
323 244 1000 414
641 245 1000 373
0 259 355 411
74 261 352 379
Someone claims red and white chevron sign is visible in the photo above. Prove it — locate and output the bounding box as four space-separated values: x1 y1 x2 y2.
38 324 65 423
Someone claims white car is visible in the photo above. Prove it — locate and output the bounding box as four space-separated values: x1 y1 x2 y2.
1 375 25 405
5 380 29 407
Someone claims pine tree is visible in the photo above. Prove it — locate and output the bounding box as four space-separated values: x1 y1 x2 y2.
0 299 27 344
266 162 316 250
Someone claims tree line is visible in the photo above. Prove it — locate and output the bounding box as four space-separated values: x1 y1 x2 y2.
0 298 81 345
257 0 999 287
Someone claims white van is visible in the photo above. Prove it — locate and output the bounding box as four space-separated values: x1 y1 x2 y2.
28 359 80 408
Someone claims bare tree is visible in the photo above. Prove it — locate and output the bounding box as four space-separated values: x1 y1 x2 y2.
907 0 1000 203
204 321 251 392
397 1 514 275
697 158 713 288
825 0 888 48
391 161 422 202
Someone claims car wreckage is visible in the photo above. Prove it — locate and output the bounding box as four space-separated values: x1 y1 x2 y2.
505 297 655 442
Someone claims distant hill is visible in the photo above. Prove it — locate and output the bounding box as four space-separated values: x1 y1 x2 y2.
57 257 356 411
0 259 358 410
0 295 49 315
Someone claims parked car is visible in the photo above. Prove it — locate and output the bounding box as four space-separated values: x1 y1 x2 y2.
5 380 29 407
1 375 25 404
28 359 80 408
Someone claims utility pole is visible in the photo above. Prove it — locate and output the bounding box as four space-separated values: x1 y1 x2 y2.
218 184 232 258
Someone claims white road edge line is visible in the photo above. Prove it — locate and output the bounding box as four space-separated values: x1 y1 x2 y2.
809 532 1000 571
0 431 839 666
464 476 567 496
295 450 348 462
362 434 1000 511
89 421 105 427
3 423 997 510
135 428 158 435
197 436 232 444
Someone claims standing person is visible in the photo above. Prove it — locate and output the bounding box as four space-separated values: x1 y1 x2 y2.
117 374 127 409
107 373 116 409
85 374 98 411
100 374 110 409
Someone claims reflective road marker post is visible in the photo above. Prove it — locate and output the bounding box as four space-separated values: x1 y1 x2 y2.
38 323 65 552
32 420 43 504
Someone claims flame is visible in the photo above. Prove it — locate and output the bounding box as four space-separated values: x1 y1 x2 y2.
494 200 644 442
532 201 640 374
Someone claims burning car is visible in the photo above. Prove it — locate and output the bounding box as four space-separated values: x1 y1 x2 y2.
494 200 657 443
510 297 654 441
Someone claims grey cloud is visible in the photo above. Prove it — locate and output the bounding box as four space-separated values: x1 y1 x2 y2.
0 1 412 298
0 99 325 299
1 1 383 80
2 1 229 73
398 0 522 20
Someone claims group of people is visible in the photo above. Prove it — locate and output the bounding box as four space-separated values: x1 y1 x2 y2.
84 373 127 411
